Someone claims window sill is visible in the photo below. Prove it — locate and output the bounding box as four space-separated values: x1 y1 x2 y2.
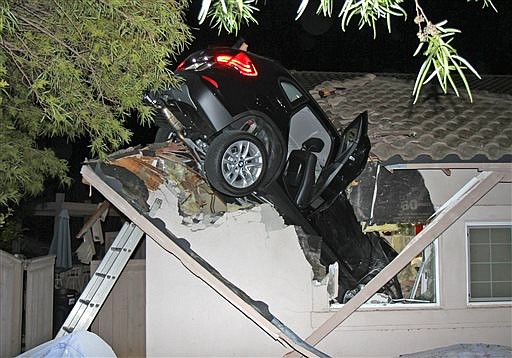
467 301 512 308
329 302 440 312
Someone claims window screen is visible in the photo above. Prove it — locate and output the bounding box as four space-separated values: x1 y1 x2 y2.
468 225 512 302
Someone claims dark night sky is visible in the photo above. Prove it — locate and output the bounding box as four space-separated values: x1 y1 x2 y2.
183 0 511 75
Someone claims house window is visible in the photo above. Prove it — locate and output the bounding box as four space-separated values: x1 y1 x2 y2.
468 224 512 303
363 227 439 306
390 234 438 304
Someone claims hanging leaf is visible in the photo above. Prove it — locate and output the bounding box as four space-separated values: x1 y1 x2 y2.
412 20 481 103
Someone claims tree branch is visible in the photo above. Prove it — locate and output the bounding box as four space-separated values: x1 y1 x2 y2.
14 12 114 105
17 3 51 25
16 14 85 60
50 0 85 42
97 0 136 28
0 40 42 102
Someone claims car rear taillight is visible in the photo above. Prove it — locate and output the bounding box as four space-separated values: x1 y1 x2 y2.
176 61 186 71
214 52 258 77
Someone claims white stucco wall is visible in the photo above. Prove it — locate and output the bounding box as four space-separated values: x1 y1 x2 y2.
145 186 316 357
146 170 511 357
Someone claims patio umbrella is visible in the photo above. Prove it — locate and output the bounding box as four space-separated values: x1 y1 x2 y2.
49 208 72 272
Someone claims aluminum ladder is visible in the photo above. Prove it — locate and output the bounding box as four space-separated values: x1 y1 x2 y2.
55 199 161 337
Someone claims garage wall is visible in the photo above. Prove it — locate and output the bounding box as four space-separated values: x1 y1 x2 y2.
146 170 511 357
145 186 315 357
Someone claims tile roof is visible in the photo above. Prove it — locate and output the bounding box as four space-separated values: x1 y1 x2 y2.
293 72 512 166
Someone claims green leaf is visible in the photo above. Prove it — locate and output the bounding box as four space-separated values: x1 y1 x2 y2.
446 70 460 97
451 57 474 102
413 42 424 57
452 55 481 79
413 57 432 103
296 0 310 20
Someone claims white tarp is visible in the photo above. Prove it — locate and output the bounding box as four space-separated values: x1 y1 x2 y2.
18 331 116 357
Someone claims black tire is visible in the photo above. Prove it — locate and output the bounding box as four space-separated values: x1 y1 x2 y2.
228 114 286 189
205 131 268 197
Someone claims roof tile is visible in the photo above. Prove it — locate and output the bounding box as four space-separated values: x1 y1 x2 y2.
297 73 512 164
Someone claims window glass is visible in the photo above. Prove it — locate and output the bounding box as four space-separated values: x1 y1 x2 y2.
280 81 303 103
288 106 331 170
468 225 512 302
386 227 437 304
329 225 438 308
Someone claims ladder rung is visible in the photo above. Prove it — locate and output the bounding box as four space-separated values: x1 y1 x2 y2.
110 246 132 252
78 300 99 308
94 273 117 280
62 326 74 333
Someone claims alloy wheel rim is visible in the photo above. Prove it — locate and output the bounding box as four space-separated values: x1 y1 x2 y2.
221 140 263 189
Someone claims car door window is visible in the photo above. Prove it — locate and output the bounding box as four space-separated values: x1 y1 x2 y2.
287 106 332 170
280 81 304 104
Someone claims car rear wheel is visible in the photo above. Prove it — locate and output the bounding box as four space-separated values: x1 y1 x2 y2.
205 131 267 197
228 113 286 189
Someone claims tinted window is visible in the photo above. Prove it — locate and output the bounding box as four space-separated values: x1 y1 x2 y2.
280 82 303 103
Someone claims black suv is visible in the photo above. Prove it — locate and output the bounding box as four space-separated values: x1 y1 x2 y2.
148 46 401 302
148 46 370 210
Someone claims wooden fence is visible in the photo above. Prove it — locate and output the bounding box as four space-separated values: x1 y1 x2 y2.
0 250 55 356
1 250 145 357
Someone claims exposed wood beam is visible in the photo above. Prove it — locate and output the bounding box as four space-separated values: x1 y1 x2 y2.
33 197 119 217
75 201 110 238
80 165 325 358
286 170 504 355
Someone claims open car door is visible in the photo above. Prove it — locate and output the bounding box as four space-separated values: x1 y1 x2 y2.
282 111 370 210
310 111 371 208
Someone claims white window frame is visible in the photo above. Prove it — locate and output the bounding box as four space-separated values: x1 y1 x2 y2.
466 222 512 306
415 239 440 306
330 239 440 311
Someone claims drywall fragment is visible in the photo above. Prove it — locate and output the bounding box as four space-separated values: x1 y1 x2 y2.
259 203 286 232
295 227 326 281
326 262 339 300
312 262 339 311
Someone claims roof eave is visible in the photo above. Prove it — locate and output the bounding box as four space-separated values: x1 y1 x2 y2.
385 162 512 175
